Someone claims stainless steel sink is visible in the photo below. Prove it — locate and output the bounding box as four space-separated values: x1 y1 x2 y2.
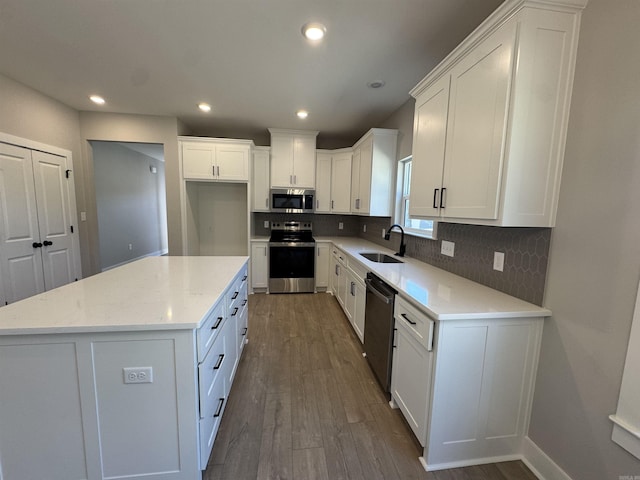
359 252 403 264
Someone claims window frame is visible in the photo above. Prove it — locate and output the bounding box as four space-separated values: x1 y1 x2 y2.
395 156 437 240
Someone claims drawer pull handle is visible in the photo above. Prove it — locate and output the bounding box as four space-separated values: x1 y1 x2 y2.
213 398 225 417
231 307 239 316
212 316 223 330
242 327 247 336
401 313 417 326
213 354 224 370
231 291 239 300
242 275 247 281
242 299 248 306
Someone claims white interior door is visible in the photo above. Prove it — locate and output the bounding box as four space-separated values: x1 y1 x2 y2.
31 150 79 291
0 143 45 304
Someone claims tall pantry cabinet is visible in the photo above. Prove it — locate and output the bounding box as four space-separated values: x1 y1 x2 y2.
0 137 81 305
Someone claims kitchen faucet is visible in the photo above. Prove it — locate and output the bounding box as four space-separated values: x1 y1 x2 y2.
384 224 406 257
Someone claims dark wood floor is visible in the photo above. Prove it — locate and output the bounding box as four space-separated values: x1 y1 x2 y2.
204 293 538 480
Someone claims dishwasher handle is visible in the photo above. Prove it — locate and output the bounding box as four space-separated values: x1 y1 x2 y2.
365 278 394 304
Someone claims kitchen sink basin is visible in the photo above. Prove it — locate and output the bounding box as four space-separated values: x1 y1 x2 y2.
359 252 403 264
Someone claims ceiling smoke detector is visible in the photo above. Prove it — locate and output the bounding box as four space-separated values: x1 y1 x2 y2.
367 80 386 89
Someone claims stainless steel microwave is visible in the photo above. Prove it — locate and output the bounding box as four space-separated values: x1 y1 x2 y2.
270 189 315 213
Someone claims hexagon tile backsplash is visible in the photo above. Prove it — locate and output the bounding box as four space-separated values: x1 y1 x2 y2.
359 218 550 306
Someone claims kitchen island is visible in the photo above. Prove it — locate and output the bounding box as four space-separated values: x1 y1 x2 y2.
0 256 249 480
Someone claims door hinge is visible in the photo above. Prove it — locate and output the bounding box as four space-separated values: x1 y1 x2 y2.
70 225 74 233
65 169 72 178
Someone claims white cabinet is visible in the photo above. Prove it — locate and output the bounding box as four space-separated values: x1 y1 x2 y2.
350 129 398 216
250 240 269 292
390 295 544 470
269 129 318 188
0 141 81 305
330 245 366 343
252 147 270 212
181 138 251 182
315 242 330 289
409 1 584 227
392 296 435 444
316 149 353 214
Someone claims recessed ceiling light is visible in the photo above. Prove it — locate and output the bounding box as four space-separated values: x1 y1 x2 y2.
296 110 309 119
198 103 211 112
89 95 105 105
367 80 386 89
302 22 326 41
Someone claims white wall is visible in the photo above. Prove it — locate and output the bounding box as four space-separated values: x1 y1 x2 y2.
379 98 415 161
529 0 640 478
80 112 182 275
92 141 168 270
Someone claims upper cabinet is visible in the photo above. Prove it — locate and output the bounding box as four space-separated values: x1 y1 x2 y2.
180 137 251 182
350 128 398 216
409 0 586 227
269 129 318 189
252 147 270 212
316 149 352 214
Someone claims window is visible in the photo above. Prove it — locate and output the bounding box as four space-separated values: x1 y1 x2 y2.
396 156 436 239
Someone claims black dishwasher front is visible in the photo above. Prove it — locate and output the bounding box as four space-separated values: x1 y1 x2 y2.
363 272 397 393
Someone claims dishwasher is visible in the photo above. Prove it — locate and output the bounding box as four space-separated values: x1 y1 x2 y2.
363 272 397 393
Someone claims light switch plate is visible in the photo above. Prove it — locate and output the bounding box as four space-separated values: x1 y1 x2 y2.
493 251 505 271
441 240 455 257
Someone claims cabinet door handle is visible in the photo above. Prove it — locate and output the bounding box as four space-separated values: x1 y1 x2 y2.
265 198 269 208
242 327 247 336
392 328 397 349
350 282 355 296
231 291 239 300
317 199 319 209
433 188 439 209
335 265 339 275
32 242 43 248
331 200 334 210
440 188 446 209
294 175 297 184
242 275 247 281
231 307 239 316
242 299 248 306
428 320 435 352
213 353 225 370
401 313 417 326
213 166 216 176
212 316 224 330
43 240 53 246
290 175 293 184
213 398 225 417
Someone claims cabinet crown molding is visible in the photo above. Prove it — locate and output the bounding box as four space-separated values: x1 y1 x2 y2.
178 136 254 146
352 128 398 150
410 0 588 99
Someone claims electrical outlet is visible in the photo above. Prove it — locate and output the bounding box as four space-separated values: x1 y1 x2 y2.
363 224 367 233
441 240 455 257
128 243 133 251
80 211 87 221
382 228 386 238
123 367 153 384
263 220 269 229
338 222 344 230
493 251 505 271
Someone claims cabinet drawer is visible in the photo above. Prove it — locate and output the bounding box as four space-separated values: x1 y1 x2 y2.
347 258 367 282
197 300 226 362
394 295 434 348
198 388 225 470
198 335 227 419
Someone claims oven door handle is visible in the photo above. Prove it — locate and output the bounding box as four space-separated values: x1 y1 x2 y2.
269 242 316 247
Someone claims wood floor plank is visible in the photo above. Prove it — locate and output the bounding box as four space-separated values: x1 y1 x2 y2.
320 420 365 480
313 368 348 425
495 461 539 480
292 447 330 480
257 392 293 480
291 373 323 449
350 420 401 480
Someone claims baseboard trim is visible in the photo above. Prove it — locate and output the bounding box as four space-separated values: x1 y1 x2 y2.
420 453 522 472
521 436 573 480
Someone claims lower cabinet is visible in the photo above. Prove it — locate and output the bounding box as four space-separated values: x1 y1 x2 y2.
391 294 543 470
250 240 269 292
330 245 367 343
315 242 331 290
197 264 249 470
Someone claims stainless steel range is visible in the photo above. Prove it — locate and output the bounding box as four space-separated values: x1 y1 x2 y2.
268 221 315 293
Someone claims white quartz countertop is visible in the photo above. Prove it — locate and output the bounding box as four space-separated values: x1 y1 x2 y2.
0 256 249 335
316 237 550 320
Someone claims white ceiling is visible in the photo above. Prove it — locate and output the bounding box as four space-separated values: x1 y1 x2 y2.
0 0 503 145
